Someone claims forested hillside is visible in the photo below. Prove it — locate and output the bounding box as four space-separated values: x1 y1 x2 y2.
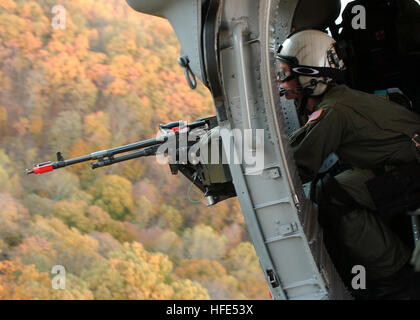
0 0 268 299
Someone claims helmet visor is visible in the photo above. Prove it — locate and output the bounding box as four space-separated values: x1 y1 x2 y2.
276 61 295 83
276 55 299 83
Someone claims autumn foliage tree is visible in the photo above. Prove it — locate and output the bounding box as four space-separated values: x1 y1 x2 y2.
0 0 269 300
89 175 135 220
82 242 209 300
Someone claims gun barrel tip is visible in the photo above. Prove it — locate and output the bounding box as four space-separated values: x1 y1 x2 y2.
25 169 34 175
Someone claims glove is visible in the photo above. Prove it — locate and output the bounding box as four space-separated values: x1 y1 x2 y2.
412 242 420 272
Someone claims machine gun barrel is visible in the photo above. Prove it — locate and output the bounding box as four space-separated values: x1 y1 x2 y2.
91 145 160 169
25 136 168 175
88 136 167 160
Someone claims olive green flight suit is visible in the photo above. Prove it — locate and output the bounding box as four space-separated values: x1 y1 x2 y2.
290 84 420 280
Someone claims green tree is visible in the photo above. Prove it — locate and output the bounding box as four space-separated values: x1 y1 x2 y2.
53 200 92 233
133 195 155 228
153 230 184 261
156 204 184 231
89 175 134 220
85 205 136 243
0 193 29 246
224 242 268 299
31 170 81 202
83 111 111 150
49 110 83 151
54 273 94 300
0 150 22 197
22 194 55 217
182 225 227 260
25 216 103 275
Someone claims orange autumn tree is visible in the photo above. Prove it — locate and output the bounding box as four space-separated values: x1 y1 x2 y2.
0 259 54 300
82 242 210 300
0 258 94 300
0 0 270 300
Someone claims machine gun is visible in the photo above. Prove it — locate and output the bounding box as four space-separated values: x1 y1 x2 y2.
26 116 236 206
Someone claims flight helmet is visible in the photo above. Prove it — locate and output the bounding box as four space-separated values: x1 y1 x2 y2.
276 29 346 97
